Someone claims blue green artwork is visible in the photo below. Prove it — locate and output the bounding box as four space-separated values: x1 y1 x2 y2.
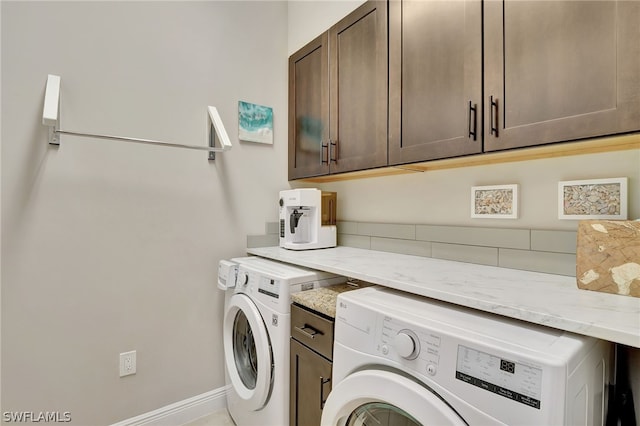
238 101 273 144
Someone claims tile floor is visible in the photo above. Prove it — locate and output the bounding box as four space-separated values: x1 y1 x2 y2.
183 408 235 426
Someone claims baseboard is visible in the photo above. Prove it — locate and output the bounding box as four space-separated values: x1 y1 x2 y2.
111 386 229 426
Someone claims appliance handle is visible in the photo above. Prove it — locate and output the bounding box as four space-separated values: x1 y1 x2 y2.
290 209 304 234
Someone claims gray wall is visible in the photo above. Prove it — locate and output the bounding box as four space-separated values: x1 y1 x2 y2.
1 2 288 424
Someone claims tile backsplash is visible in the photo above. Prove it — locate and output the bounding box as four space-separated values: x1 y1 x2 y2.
248 221 577 276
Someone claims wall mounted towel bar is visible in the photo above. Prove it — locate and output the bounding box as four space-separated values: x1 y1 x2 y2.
42 74 232 160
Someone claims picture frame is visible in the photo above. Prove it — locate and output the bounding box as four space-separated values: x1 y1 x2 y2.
471 184 518 219
558 177 628 220
238 101 274 145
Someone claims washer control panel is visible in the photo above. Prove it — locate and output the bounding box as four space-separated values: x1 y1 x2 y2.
376 315 442 376
456 345 543 409
258 276 281 299
234 266 284 303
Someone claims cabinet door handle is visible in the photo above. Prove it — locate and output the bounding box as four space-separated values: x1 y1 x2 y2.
468 101 477 141
294 324 323 339
320 376 331 409
321 142 329 164
490 96 499 137
330 140 338 163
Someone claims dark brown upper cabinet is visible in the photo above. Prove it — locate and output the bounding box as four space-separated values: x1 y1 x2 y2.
290 0 640 180
484 0 640 152
288 1 388 179
288 33 330 180
388 0 483 165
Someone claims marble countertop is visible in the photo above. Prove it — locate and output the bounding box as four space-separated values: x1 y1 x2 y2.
247 246 640 348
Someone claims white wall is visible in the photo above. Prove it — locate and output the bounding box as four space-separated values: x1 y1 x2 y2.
304 149 640 229
287 0 365 54
1 2 288 424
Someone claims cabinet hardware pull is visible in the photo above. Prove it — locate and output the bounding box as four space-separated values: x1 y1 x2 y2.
468 101 477 140
330 140 338 163
490 96 499 137
321 142 329 164
294 324 322 339
320 376 331 409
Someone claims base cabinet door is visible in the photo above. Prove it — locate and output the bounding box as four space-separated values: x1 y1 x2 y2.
289 338 332 426
389 0 482 165
484 0 640 151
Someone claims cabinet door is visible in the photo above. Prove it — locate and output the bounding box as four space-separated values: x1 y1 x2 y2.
389 0 482 165
484 0 640 152
328 1 388 174
290 339 332 426
288 33 330 180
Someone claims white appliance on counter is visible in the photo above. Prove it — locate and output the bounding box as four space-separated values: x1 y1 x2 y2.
218 257 345 426
279 188 337 250
321 286 612 426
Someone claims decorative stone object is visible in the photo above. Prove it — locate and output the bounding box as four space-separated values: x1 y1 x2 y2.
576 220 640 297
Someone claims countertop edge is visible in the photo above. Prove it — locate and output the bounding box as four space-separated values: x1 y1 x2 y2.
247 246 640 348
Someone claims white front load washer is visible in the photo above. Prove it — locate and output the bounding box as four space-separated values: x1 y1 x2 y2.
321 286 612 426
219 257 345 426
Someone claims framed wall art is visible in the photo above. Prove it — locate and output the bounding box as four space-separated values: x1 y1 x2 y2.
471 184 518 219
558 177 628 220
238 101 274 144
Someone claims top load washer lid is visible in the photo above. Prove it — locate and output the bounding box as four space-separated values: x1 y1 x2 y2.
336 286 596 365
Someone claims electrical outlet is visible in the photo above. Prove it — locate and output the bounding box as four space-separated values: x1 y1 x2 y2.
119 350 136 377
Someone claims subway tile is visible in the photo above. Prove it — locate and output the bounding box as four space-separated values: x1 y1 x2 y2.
531 230 577 254
432 243 498 266
246 234 279 248
265 222 280 235
499 249 576 276
337 221 359 235
357 222 416 240
416 225 530 249
338 234 371 249
371 237 432 257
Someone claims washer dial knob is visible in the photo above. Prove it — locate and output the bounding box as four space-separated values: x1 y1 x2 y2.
238 272 249 287
393 330 420 360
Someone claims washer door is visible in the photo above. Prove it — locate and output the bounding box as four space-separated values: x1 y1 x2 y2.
223 293 273 411
321 370 466 426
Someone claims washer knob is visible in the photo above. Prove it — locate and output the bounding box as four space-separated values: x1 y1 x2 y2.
238 272 249 287
393 330 419 360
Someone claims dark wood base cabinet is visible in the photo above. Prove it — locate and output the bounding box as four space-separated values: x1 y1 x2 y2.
289 304 335 426
289 304 334 426
289 339 332 426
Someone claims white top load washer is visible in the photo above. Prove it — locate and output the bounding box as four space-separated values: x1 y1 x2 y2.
219 257 345 426
321 286 612 426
